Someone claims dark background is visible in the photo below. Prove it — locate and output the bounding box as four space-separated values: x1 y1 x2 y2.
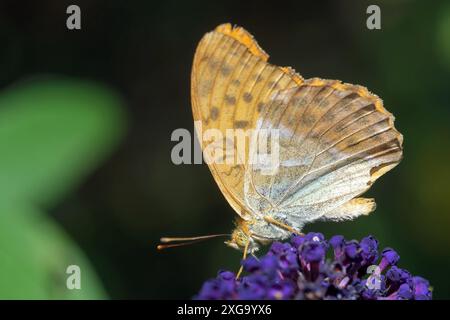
0 0 449 299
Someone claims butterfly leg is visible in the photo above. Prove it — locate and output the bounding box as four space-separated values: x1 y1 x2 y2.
236 240 250 279
263 216 304 236
251 253 259 260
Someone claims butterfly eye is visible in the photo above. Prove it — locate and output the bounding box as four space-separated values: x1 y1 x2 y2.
229 228 248 249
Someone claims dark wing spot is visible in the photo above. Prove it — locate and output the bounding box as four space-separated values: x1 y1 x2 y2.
243 92 253 103
257 102 266 112
231 79 241 86
254 74 264 83
210 107 219 121
234 120 249 128
225 95 236 105
268 81 279 89
221 65 232 76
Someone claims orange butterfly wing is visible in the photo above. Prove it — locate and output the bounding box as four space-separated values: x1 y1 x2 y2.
191 24 303 220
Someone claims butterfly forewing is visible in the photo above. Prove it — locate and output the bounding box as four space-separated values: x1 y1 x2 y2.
191 24 303 219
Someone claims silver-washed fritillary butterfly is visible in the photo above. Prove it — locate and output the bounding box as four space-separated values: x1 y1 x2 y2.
159 24 403 275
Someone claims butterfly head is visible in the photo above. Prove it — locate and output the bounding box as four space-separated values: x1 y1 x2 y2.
224 220 260 254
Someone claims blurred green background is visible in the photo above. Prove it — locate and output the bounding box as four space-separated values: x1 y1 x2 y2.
0 0 449 299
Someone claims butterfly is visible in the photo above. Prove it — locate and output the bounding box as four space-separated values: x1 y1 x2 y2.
159 24 403 272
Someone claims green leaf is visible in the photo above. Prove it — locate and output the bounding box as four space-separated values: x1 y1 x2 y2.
0 205 106 299
0 77 127 298
0 77 126 207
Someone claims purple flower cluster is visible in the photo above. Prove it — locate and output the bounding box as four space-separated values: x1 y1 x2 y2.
195 233 432 300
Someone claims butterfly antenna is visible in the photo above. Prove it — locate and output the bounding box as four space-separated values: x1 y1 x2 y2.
157 234 230 250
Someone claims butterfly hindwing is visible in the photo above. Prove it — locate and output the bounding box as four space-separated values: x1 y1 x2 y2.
245 79 403 229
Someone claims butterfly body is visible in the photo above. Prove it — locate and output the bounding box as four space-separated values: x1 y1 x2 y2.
190 24 403 254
